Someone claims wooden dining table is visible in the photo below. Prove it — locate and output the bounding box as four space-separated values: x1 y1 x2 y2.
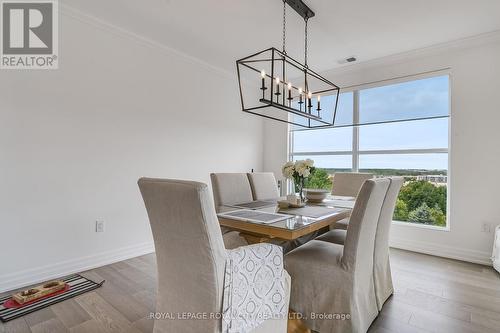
217 197 354 244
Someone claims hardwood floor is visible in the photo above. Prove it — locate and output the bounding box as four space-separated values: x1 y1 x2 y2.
1 249 499 333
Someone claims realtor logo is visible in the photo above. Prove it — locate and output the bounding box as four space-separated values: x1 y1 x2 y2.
1 0 58 69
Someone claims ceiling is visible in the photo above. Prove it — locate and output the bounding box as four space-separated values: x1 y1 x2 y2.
64 0 500 72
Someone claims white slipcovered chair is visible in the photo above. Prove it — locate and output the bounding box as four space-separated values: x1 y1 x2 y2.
331 172 374 197
138 178 291 333
247 172 280 200
210 173 253 249
317 177 404 310
331 172 374 230
210 173 254 209
285 178 390 332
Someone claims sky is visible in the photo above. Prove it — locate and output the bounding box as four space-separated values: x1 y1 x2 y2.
292 75 449 170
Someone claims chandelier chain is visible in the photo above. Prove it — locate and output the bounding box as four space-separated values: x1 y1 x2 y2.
282 0 286 54
304 18 309 68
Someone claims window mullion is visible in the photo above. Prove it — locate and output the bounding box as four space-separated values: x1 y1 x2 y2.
352 90 360 172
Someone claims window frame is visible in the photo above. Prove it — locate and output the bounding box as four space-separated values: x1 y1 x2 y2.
289 71 451 230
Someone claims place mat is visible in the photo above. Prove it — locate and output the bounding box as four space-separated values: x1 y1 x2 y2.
329 195 356 201
279 206 344 218
0 274 104 322
316 199 355 209
229 200 276 210
218 209 290 224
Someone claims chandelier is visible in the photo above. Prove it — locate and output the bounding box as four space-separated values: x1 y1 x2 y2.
236 0 340 128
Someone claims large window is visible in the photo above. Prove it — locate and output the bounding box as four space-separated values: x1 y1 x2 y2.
291 75 449 228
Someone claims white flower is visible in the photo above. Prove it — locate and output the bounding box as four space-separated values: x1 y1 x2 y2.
283 159 314 179
296 166 310 178
295 160 311 178
282 161 295 179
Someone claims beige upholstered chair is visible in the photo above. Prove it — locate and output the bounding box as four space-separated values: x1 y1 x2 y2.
331 172 374 197
210 173 253 249
138 178 291 333
372 177 404 309
247 172 280 200
331 172 374 230
210 173 254 209
285 178 390 333
316 177 404 311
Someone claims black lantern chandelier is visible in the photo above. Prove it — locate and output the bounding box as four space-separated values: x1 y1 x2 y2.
236 0 340 128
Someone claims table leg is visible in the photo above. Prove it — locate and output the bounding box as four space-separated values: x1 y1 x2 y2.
239 232 273 244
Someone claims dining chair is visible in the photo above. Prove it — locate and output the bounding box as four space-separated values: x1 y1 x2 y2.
331 172 374 230
285 178 390 333
316 177 404 310
247 172 280 200
210 173 253 249
138 178 291 333
210 173 254 209
331 172 374 197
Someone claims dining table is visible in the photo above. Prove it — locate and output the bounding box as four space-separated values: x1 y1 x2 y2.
217 196 355 245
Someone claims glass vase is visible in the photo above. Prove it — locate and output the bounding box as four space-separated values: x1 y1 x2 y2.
297 178 305 203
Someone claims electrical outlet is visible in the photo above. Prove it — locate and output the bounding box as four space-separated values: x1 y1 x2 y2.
481 223 492 233
96 220 105 233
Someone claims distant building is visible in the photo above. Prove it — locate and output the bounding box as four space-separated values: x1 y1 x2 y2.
416 175 447 184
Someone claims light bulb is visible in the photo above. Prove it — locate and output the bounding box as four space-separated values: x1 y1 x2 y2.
261 70 266 78
276 76 280 84
317 95 321 101
298 87 303 94
308 91 312 99
287 82 292 90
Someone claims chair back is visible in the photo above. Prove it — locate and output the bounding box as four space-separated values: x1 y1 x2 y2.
373 177 404 309
247 172 280 200
138 178 226 333
331 172 374 197
342 178 389 274
210 173 254 210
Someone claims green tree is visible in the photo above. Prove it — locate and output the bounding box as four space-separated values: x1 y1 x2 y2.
429 205 446 227
398 180 446 213
408 202 433 224
393 199 409 221
305 168 333 190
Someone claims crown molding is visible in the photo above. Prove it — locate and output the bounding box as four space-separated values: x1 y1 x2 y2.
59 4 500 85
59 4 236 80
321 29 500 78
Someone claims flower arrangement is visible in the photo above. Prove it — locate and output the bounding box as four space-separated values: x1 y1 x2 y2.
282 159 315 201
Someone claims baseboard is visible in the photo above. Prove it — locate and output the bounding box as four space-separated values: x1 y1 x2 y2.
0 242 155 293
1 238 491 293
390 237 492 266
494 262 500 274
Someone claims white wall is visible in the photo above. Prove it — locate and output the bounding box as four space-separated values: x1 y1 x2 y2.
264 32 500 265
0 12 263 291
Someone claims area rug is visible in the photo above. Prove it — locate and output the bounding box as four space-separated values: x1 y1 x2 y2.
0 274 104 322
